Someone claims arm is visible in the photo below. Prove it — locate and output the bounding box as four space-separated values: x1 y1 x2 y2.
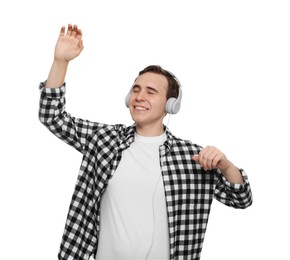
39 25 105 153
192 146 253 208
39 83 107 153
192 145 243 184
45 24 84 88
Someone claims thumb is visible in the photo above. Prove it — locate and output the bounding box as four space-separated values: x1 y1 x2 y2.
192 155 199 162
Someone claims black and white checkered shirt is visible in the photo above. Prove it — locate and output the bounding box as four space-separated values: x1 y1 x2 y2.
39 82 253 260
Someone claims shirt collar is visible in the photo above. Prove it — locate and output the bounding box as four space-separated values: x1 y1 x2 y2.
122 124 173 153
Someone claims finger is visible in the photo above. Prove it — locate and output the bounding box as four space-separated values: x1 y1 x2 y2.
204 154 216 170
206 150 217 170
199 146 215 170
192 155 199 162
197 146 209 167
60 26 65 36
72 25 78 37
78 39 84 50
211 153 222 169
76 29 83 40
67 24 73 36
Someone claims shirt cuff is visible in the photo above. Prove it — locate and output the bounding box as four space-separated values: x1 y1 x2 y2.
219 168 249 191
39 81 66 99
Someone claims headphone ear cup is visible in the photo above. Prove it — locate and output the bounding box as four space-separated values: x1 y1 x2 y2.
172 100 181 114
166 97 176 114
125 93 130 108
166 97 181 114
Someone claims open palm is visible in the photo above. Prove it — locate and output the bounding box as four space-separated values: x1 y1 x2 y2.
54 24 84 62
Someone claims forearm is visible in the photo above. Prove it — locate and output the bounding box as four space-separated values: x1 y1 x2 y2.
45 59 69 88
39 84 83 153
220 161 244 184
215 167 253 209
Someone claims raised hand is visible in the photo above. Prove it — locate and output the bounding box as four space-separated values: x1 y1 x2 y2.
54 24 84 63
45 24 84 88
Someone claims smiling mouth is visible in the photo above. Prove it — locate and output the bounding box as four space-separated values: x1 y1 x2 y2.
134 106 149 111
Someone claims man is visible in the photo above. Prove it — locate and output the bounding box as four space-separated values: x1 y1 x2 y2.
39 24 252 260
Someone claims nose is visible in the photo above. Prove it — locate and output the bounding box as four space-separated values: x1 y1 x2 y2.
135 90 146 102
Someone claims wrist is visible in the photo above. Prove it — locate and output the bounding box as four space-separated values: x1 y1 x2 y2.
53 58 69 66
221 161 235 172
45 60 69 88
220 161 244 184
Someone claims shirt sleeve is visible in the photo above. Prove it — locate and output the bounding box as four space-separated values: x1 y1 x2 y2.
38 81 106 153
214 168 253 209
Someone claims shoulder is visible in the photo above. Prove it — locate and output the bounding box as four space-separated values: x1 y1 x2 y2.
86 123 133 152
97 124 135 146
86 123 130 142
112 124 135 137
168 132 203 154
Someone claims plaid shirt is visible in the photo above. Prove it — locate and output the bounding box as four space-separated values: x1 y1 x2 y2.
39 83 253 260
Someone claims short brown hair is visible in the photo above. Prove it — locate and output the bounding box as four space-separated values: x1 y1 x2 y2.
137 65 180 100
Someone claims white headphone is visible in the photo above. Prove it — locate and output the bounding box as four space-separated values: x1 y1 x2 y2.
125 71 182 114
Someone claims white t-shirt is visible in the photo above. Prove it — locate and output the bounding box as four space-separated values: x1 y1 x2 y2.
95 133 170 260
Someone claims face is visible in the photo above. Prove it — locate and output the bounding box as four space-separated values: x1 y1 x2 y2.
129 72 168 133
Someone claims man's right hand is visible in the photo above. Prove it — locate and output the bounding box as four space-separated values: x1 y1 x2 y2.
45 24 84 88
54 24 84 63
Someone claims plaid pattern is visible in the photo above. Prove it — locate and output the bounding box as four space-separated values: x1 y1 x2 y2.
39 82 253 260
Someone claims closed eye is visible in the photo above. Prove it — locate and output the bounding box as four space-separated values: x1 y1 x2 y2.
147 87 158 94
132 85 158 94
132 85 141 93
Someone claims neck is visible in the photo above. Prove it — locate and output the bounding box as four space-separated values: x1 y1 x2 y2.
135 123 164 137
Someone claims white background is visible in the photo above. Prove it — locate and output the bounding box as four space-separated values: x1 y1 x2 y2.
1 0 289 259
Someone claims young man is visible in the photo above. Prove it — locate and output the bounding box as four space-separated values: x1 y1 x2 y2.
39 24 252 260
